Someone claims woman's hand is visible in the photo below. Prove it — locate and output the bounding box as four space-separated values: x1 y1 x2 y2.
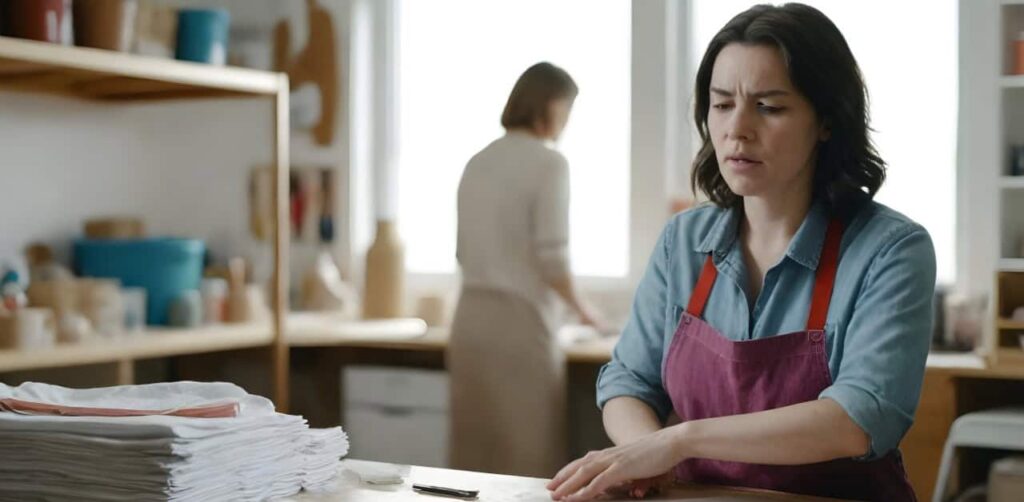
546 426 687 501
606 473 675 500
577 303 616 335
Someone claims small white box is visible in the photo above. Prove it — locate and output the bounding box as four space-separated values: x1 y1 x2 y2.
990 456 1024 502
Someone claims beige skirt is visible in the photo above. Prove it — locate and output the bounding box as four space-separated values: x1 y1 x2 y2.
447 287 567 478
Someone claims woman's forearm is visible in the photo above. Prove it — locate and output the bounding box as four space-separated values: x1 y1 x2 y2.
671 398 870 465
602 396 663 445
544 273 583 314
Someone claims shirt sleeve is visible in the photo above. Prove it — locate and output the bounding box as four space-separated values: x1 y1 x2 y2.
819 224 936 460
596 219 675 422
532 154 571 280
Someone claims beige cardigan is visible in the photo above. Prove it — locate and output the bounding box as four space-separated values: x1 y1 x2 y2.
456 130 571 329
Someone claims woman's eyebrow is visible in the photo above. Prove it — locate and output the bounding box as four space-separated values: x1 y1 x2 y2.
710 86 790 98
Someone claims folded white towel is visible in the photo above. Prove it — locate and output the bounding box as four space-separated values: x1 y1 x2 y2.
0 381 349 502
0 381 271 416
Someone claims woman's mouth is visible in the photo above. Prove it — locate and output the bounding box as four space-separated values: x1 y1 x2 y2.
725 155 763 168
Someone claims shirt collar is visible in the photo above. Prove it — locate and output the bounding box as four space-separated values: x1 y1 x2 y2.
785 199 830 270
695 204 741 262
504 129 546 144
694 199 830 271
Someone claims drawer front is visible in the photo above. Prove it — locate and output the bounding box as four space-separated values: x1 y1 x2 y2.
344 366 449 410
344 406 448 468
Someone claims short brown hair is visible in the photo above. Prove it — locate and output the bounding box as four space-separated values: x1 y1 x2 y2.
501 62 578 131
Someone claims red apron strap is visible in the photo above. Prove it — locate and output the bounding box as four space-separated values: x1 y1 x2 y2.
686 254 718 318
806 219 844 332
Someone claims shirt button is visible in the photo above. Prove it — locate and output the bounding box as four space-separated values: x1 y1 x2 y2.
810 331 824 343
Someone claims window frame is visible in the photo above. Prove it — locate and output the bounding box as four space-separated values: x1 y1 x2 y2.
346 0 962 313
348 0 692 308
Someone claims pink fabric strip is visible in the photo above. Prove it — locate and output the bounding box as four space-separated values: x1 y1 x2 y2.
0 398 239 418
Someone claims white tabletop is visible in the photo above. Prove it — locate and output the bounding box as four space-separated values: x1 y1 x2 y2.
283 459 846 502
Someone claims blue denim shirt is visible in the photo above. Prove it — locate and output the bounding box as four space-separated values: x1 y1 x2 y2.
597 199 936 459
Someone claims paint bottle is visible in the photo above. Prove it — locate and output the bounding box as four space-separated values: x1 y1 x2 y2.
1015 31 1024 75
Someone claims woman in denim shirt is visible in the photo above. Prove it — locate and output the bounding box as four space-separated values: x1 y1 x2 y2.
549 4 935 502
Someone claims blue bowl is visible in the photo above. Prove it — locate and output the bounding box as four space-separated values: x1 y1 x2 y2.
73 238 205 326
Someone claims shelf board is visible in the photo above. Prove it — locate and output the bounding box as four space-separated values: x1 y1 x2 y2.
1000 258 1024 271
285 313 622 364
286 313 433 349
997 318 1024 330
1002 74 1024 88
991 347 1024 367
0 323 273 373
0 36 285 101
925 351 1024 379
1002 176 1024 189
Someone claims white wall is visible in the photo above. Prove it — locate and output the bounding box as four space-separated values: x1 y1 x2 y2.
0 94 272 275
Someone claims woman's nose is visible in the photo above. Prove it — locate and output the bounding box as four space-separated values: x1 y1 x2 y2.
726 106 755 142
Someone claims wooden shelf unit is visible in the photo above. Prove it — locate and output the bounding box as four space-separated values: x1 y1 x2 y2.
0 36 282 100
0 323 274 375
989 271 1024 365
0 36 291 408
993 4 1024 373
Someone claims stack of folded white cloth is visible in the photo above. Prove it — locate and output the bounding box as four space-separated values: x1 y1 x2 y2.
0 381 349 501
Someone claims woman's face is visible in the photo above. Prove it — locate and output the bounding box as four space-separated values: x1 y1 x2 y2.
707 43 827 202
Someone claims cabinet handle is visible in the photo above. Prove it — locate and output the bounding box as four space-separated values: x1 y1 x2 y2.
371 404 415 417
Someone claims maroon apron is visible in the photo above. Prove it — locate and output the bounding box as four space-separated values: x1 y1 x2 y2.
661 219 916 501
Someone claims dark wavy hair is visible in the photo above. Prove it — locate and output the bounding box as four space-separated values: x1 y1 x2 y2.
691 3 884 219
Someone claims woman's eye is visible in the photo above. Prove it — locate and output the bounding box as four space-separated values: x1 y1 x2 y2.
758 104 783 114
712 103 733 110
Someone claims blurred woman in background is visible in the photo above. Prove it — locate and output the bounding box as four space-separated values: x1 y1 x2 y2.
449 62 603 477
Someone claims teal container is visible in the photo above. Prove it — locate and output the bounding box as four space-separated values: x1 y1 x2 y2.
73 238 205 326
175 9 229 65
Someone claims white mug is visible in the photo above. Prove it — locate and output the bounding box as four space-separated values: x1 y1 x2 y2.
415 294 446 327
80 279 124 337
122 287 147 332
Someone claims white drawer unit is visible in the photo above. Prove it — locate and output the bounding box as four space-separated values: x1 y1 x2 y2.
342 366 449 467
990 456 1024 502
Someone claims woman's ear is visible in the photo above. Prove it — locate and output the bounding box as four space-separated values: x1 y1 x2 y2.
533 115 552 139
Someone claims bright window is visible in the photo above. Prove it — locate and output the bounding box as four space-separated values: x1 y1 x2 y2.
396 0 631 277
691 0 958 284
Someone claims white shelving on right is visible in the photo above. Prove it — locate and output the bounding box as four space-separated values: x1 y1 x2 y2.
992 2 1024 364
1000 4 1024 264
